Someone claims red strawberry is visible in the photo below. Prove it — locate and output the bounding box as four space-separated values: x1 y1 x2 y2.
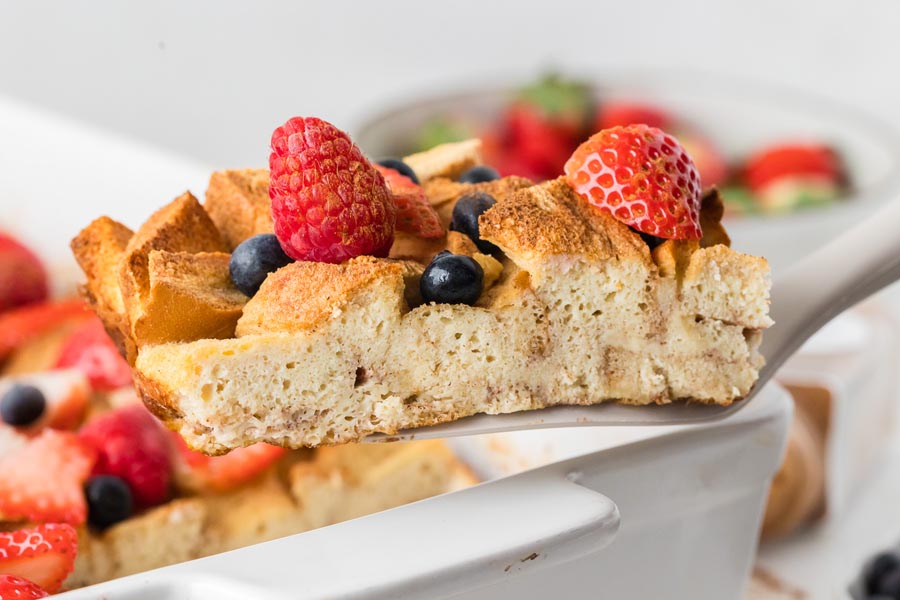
594 101 673 131
55 316 132 391
269 117 396 263
564 125 703 240
79 405 172 508
0 369 91 431
515 74 592 143
742 143 841 192
503 103 574 179
0 574 50 599
0 233 48 313
0 299 90 362
172 435 286 493
0 430 95 524
373 165 443 239
0 524 77 594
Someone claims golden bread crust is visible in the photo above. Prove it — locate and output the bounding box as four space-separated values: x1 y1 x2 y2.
402 139 483 182
119 192 228 350
236 257 405 336
134 251 248 344
204 169 273 250
70 217 136 357
479 177 650 268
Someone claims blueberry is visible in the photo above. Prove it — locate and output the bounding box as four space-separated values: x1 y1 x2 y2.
458 165 500 184
0 384 45 427
635 229 666 250
872 567 900 598
450 192 500 255
867 553 900 594
376 158 419 184
86 475 133 529
229 234 294 296
420 254 484 305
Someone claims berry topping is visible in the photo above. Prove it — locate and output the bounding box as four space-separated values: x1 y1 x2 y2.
0 385 45 427
85 475 134 530
55 317 132 392
0 524 77 594
172 436 287 493
0 370 90 431
458 165 501 184
450 192 500 254
0 232 48 313
269 116 396 263
229 234 294 296
376 158 420 184
374 165 444 239
79 405 172 508
0 574 49 599
742 143 841 192
564 125 703 240
420 253 484 306
867 552 900 594
0 430 96 524
872 569 900 598
0 299 89 362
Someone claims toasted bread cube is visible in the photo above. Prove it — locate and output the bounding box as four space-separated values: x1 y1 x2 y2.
130 251 247 345
403 139 483 183
119 192 228 345
70 216 135 358
204 169 273 250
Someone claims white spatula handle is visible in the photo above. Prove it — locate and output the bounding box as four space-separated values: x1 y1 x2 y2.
761 199 900 378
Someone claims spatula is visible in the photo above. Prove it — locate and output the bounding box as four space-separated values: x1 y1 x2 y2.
367 197 900 441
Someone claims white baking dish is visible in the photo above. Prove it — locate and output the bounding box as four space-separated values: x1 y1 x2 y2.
354 72 900 273
56 385 790 600
2 93 791 599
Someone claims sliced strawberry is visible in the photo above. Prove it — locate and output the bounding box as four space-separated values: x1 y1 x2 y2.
742 143 841 192
374 165 444 239
564 124 703 240
0 574 50 598
55 316 132 391
0 524 77 593
0 430 95 524
0 299 90 362
0 369 91 431
0 233 48 313
79 405 172 508
594 101 673 131
172 434 286 493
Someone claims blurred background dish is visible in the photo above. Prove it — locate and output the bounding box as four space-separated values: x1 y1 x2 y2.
356 71 900 272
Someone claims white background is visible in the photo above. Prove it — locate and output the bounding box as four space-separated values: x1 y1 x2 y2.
1 0 899 168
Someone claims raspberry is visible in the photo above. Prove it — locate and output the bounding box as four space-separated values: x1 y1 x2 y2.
564 125 702 239
373 165 443 239
79 405 172 508
269 117 396 263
